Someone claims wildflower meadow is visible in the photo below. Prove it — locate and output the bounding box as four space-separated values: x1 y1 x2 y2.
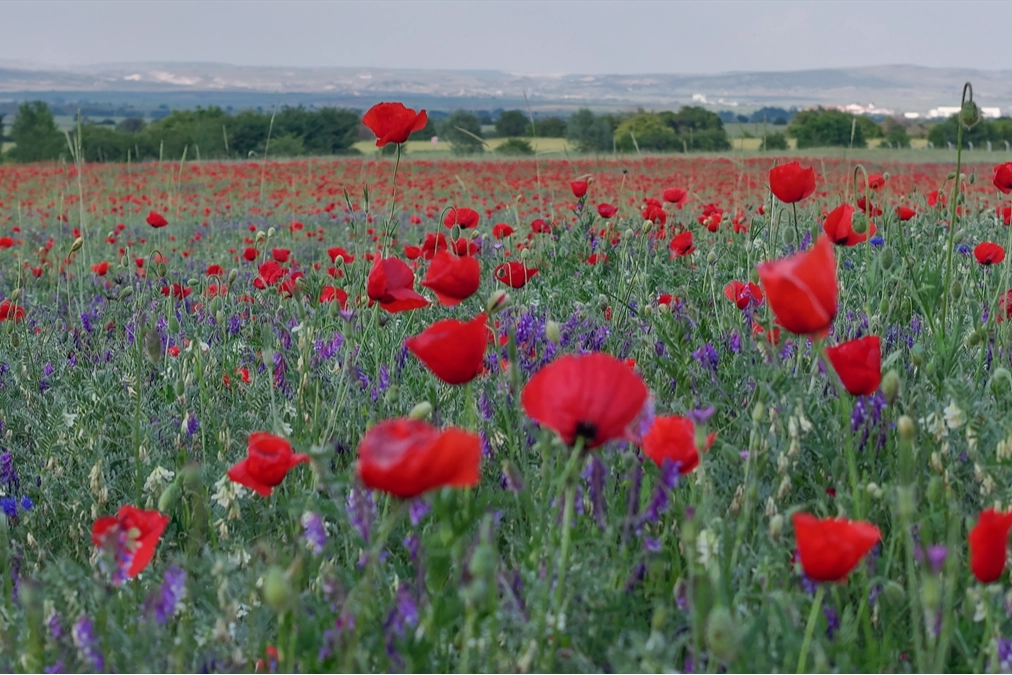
3 92 1012 673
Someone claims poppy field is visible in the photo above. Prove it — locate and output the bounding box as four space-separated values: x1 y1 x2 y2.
3 99 1012 673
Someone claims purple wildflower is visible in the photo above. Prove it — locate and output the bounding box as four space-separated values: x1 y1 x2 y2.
302 512 327 555
72 615 105 672
148 566 187 624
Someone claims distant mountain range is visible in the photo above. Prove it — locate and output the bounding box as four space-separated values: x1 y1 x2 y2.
0 61 1009 115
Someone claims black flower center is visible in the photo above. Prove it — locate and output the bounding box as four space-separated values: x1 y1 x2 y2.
574 421 598 444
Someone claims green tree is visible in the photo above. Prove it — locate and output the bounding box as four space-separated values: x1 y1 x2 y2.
276 106 358 155
116 117 146 134
495 138 535 156
8 101 65 162
567 109 613 153
0 113 5 143
495 110 530 138
855 116 882 140
659 106 731 151
881 118 911 149
535 117 567 137
614 113 678 152
927 114 995 148
789 108 867 149
443 110 485 155
760 132 788 151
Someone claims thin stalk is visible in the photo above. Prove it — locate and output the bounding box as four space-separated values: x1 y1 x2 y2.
796 584 825 673
940 83 974 337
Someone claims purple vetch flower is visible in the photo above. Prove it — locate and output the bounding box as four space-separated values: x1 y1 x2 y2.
584 454 607 530
927 544 948 575
478 390 494 421
147 566 187 624
0 497 17 518
0 452 15 488
302 512 327 555
691 342 719 371
727 331 742 354
347 485 376 543
185 414 199 438
686 406 715 426
47 611 63 640
824 605 840 639
384 584 419 658
71 615 105 672
639 459 681 526
409 499 429 527
997 638 1012 672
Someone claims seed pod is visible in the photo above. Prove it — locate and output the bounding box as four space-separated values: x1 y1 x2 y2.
262 565 294 614
880 247 894 270
158 483 182 512
960 100 981 128
409 401 433 420
705 606 740 665
881 370 900 405
545 320 561 344
486 290 510 315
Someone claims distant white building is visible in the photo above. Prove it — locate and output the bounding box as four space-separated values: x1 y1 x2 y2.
692 93 708 104
982 107 1002 119
904 112 921 119
927 106 961 118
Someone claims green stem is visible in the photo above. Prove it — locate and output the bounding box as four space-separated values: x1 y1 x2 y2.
796 584 825 673
552 438 586 655
940 83 973 337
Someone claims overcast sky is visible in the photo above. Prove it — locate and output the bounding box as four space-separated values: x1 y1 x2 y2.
2 0 1006 74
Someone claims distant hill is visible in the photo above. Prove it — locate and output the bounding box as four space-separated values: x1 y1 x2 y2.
0 62 1009 115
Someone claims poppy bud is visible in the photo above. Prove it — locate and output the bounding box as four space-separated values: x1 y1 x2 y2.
262 565 295 613
968 330 983 347
261 348 274 370
168 314 179 333
9 331 17 348
70 237 84 253
705 606 740 665
881 369 900 404
960 100 981 129
880 247 894 270
546 320 561 344
9 289 20 303
450 224 461 240
255 231 267 245
520 248 530 260
144 328 162 364
851 213 868 234
180 464 202 492
174 379 185 398
768 514 784 540
119 286 134 301
216 311 225 326
951 280 962 300
409 401 433 420
706 251 718 266
897 486 916 520
209 297 221 315
751 402 766 423
927 476 944 505
883 580 905 605
782 227 795 244
383 387 399 405
866 482 883 499
910 344 924 367
228 269 238 285
879 298 889 314
158 483 182 512
882 172 891 181
468 542 497 580
990 368 1012 395
267 227 276 239
485 290 510 315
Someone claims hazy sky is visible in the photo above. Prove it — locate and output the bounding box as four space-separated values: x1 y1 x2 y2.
2 0 1006 74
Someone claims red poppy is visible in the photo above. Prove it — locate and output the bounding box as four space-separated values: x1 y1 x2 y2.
856 196 883 217
723 280 763 309
999 206 1012 227
357 418 481 499
406 314 487 385
146 211 168 228
160 283 191 300
975 242 1006 266
0 299 25 323
571 180 589 198
969 508 1012 583
420 252 480 306
362 102 428 147
492 223 515 238
243 247 259 262
0 237 14 249
495 261 538 289
757 235 838 338
823 204 875 246
792 512 881 582
769 161 817 204
866 173 885 190
597 203 617 218
531 219 552 234
669 231 695 257
825 335 881 396
697 203 724 232
421 232 450 259
271 248 291 263
327 247 355 264
895 206 917 221
443 207 480 230
206 264 225 276
91 505 170 581
227 432 310 497
367 255 429 313
927 190 946 208
663 188 688 208
319 285 348 308
642 415 715 474
255 260 285 287
586 253 607 265
994 162 1012 195
641 198 667 226
521 352 649 449
753 323 781 346
92 261 110 276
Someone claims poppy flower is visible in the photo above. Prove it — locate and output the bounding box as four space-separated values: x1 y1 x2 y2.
92 261 110 276
998 206 1012 227
319 285 348 308
327 247 354 264
0 237 14 249
663 187 688 208
531 219 552 234
895 206 917 221
571 180 589 198
405 314 487 385
994 162 1012 194
975 242 1006 266
271 248 291 263
723 281 763 309
642 415 715 474
792 512 881 582
927 190 946 208
866 173 885 190
161 284 192 300
856 196 883 217
823 204 875 246
669 231 695 257
443 207 480 230
420 252 480 306
242 247 259 262
825 335 881 396
91 505 170 581
206 264 225 276
227 432 310 497
146 211 168 228
521 352 649 449
769 161 817 204
969 508 1012 583
367 255 429 313
362 102 428 147
641 198 667 226
492 223 515 239
757 235 838 338
356 418 481 499
495 261 538 289
0 299 25 323
597 203 617 219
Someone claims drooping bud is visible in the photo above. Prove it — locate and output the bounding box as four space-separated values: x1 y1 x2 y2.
545 320 561 344
409 401 433 420
485 290 510 315
897 415 916 442
881 369 900 405
960 100 981 129
262 565 295 613
70 237 84 253
158 483 182 512
705 606 740 665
